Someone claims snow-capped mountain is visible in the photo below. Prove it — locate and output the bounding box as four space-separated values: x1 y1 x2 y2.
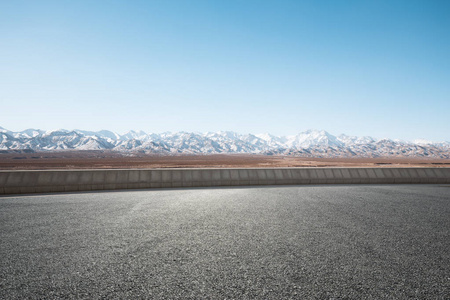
285 130 344 148
0 127 449 158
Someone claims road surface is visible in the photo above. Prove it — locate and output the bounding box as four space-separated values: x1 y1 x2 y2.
1 185 449 299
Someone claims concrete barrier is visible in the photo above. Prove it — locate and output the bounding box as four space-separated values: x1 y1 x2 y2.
0 168 449 195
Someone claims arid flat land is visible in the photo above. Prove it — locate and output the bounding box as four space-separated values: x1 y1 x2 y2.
0 151 448 170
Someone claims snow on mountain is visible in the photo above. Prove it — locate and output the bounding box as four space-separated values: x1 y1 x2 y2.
286 130 343 148
75 129 121 140
120 130 148 141
255 133 287 144
17 129 45 139
338 134 375 145
413 139 433 145
0 126 448 158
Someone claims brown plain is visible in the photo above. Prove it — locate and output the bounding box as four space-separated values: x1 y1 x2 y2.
0 151 449 170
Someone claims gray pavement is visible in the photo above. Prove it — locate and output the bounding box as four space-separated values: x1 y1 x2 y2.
1 185 449 299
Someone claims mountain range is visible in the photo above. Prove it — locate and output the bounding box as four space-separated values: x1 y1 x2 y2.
0 127 449 158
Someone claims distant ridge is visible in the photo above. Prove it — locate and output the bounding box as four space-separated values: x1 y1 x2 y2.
0 127 449 158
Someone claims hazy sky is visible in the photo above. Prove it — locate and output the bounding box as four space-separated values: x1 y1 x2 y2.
1 0 449 141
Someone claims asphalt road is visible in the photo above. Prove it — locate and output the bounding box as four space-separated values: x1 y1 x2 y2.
1 185 449 299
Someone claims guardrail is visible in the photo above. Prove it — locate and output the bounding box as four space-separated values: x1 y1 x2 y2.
1 168 449 195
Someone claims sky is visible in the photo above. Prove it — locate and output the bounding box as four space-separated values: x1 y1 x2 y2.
1 0 449 141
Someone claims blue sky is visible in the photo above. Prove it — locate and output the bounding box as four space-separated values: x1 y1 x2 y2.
1 0 449 141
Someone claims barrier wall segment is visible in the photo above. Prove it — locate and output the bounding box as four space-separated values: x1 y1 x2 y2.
1 168 449 195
